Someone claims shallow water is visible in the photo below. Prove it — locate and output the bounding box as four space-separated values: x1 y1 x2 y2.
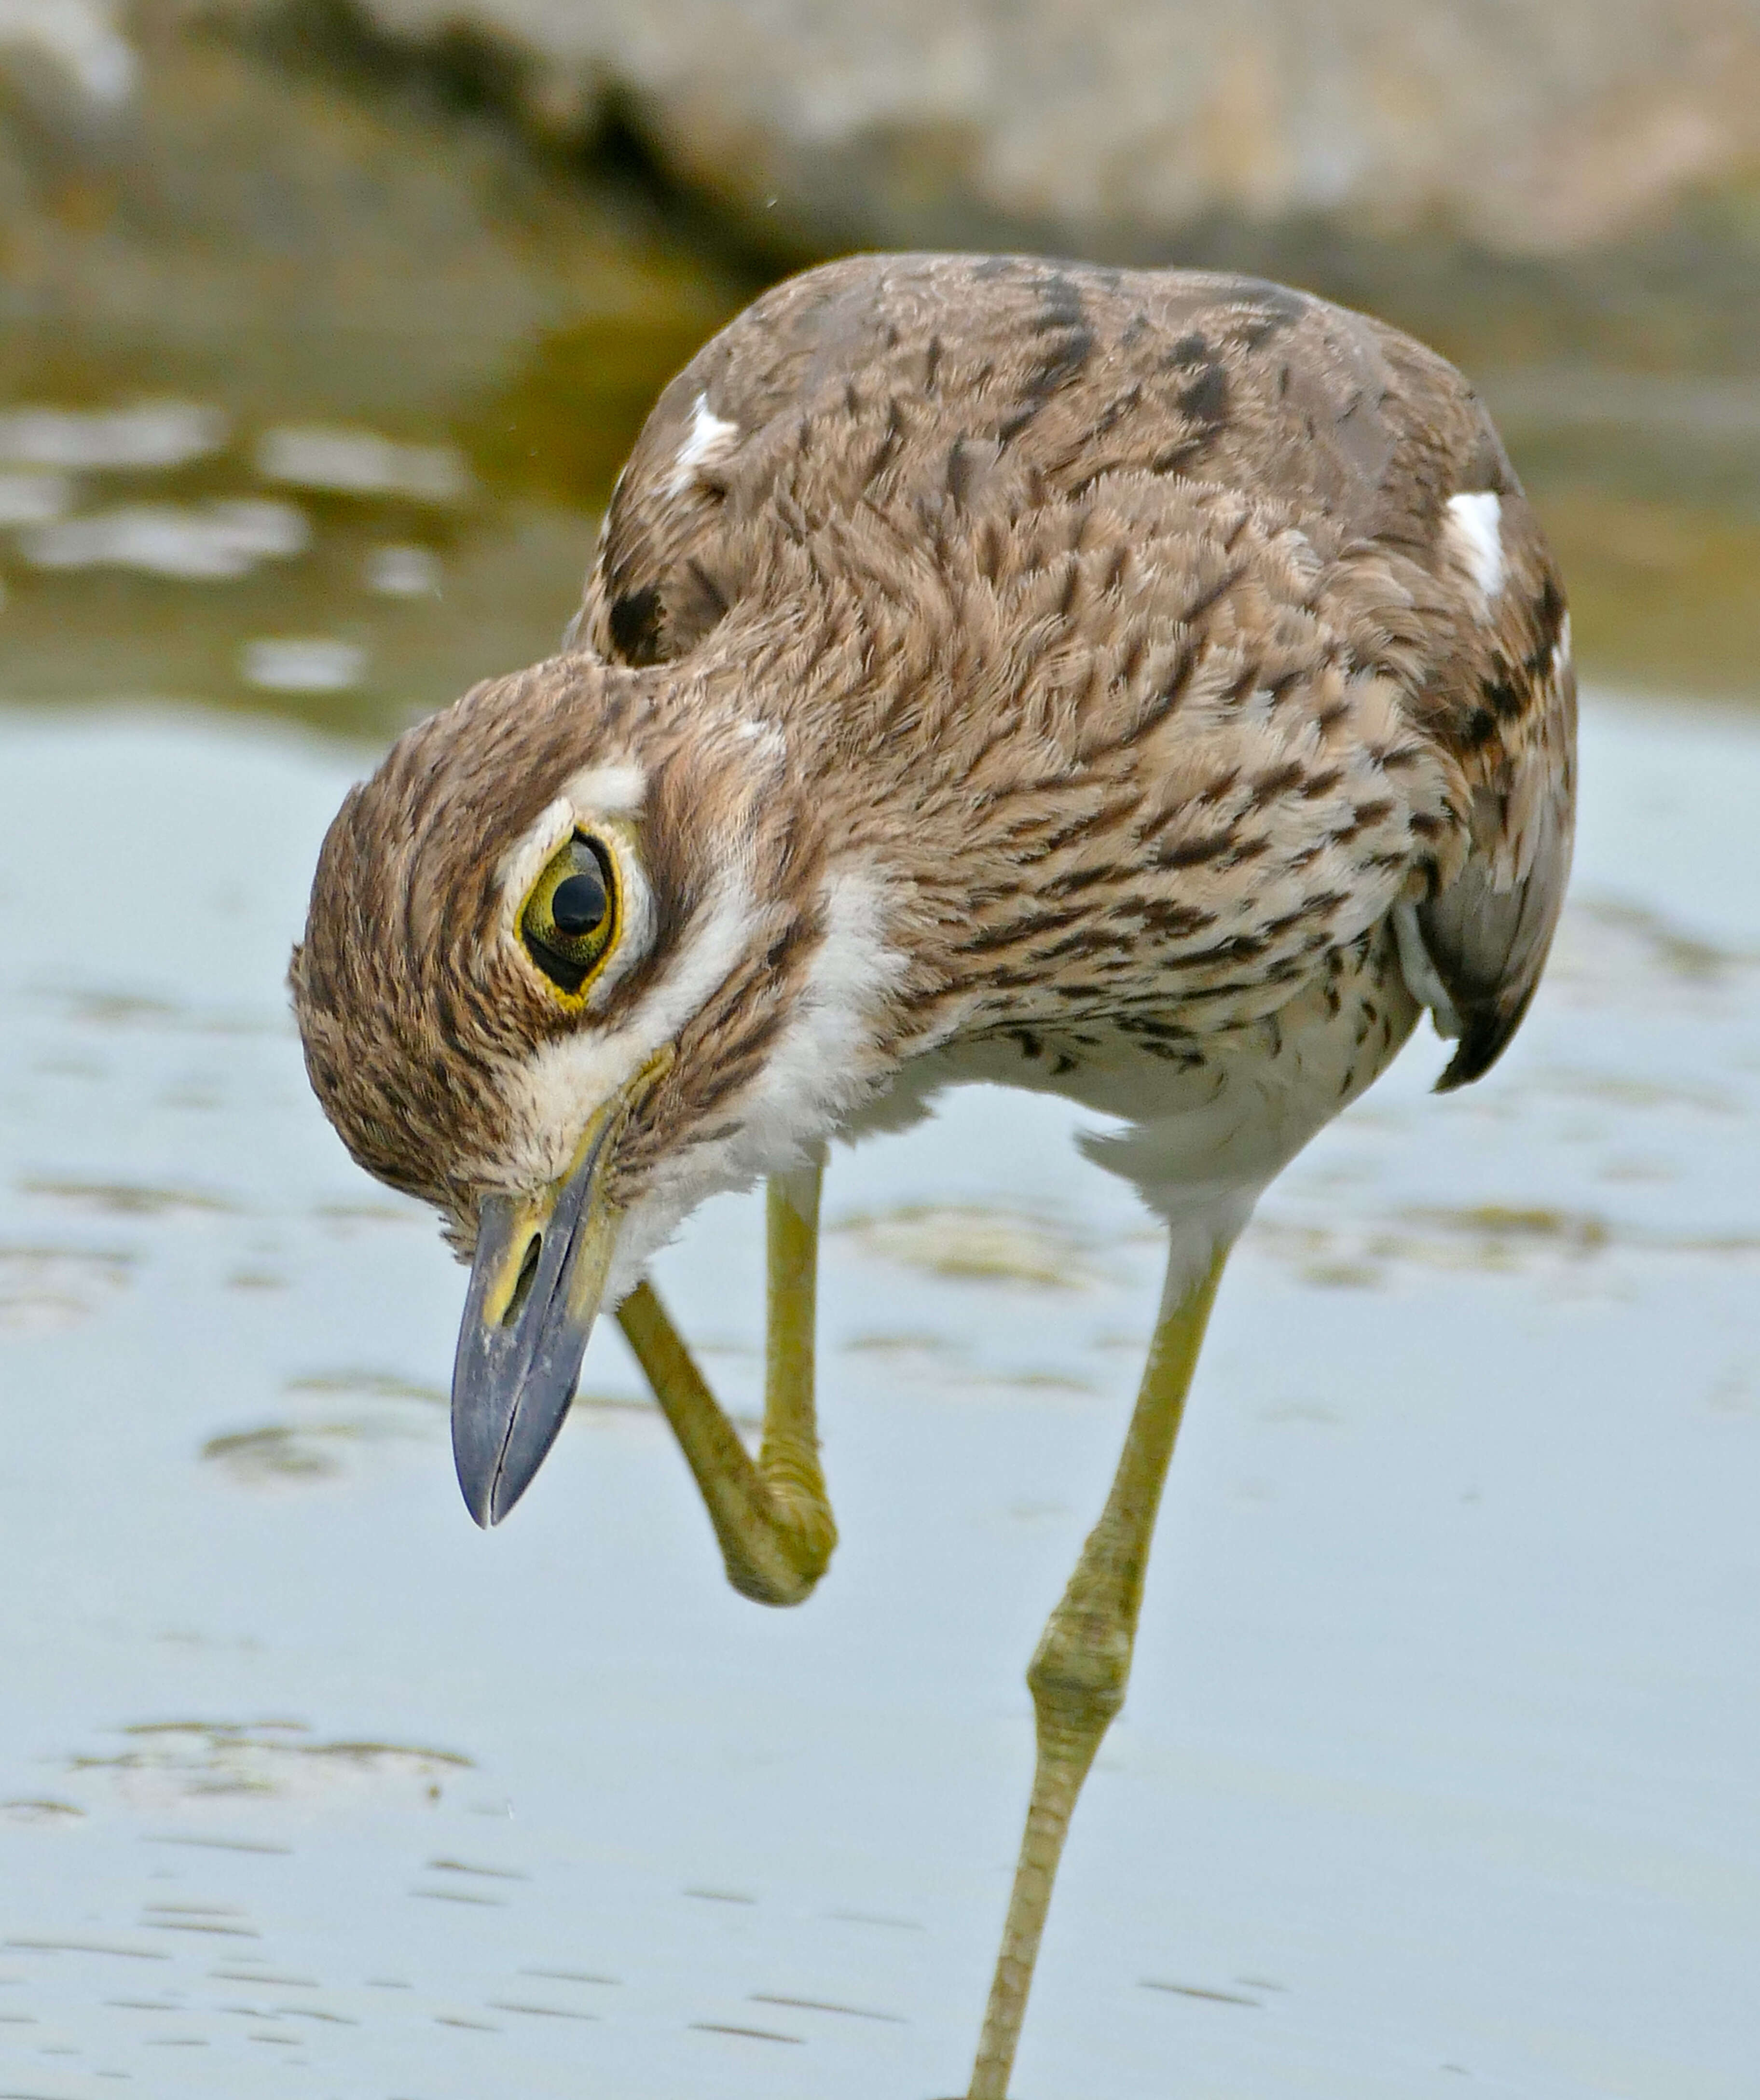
0 348 693 739
0 692 1756 2097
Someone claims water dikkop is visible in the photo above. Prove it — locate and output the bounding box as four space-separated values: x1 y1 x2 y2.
292 253 1575 2094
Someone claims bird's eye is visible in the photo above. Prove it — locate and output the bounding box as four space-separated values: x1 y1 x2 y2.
520 834 617 996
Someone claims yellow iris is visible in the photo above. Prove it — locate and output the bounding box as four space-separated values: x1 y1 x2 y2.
520 833 617 997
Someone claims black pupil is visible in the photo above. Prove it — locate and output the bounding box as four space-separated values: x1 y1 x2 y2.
550 867 605 937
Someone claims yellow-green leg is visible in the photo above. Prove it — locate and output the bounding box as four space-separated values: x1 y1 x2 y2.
616 1153 836 1607
620 1165 1226 2093
967 1242 1230 2100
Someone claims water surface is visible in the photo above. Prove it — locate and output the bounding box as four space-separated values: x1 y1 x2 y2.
0 696 1755 2097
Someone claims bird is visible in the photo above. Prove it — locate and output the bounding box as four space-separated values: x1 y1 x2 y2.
290 251 1575 2097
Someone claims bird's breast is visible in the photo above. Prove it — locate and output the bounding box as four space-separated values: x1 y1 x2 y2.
864 917 1420 1211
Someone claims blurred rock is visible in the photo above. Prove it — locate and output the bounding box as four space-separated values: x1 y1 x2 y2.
0 15 747 419
0 0 135 110
0 0 1752 721
329 0 1760 260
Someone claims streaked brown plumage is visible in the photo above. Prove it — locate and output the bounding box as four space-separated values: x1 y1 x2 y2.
290 253 1575 2096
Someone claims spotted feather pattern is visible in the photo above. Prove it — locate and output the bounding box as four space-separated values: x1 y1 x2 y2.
295 254 1574 1232
577 254 1572 1085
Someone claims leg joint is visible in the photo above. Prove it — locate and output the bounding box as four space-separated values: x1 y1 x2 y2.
716 1482 837 1608
725 1555 826 1608
1026 1606 1133 1730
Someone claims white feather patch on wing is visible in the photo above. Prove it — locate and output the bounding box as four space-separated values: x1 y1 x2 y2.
1392 900 1463 1038
1444 491 1505 604
667 393 740 497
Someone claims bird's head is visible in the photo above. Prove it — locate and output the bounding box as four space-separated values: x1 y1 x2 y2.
290 654 901 1526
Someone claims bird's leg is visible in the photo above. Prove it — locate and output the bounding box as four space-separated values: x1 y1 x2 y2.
966 1240 1230 2100
616 1152 837 1607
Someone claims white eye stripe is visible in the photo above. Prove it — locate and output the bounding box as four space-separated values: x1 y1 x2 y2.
495 787 656 1015
495 797 578 927
487 865 760 1195
561 761 645 821
495 761 648 930
588 824 656 1010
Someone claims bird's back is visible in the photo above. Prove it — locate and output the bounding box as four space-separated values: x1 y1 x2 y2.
571 254 1574 1092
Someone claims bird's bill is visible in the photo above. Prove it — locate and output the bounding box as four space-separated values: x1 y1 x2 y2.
450 1054 667 1528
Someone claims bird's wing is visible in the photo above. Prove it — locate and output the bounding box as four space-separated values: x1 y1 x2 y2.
571 252 1428 667
1313 316 1577 1091
571 254 1574 1088
1409 519 1576 1091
